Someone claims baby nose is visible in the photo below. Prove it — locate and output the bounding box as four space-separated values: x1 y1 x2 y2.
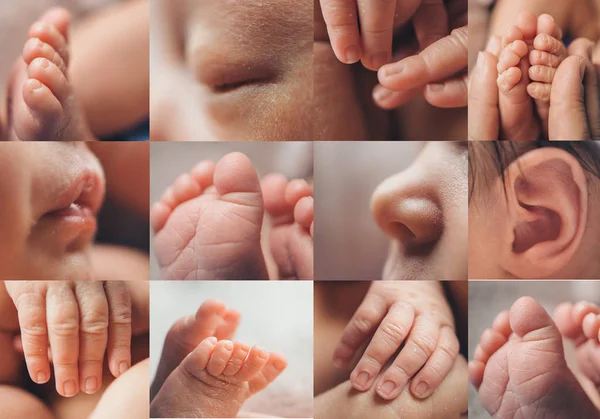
370 171 443 248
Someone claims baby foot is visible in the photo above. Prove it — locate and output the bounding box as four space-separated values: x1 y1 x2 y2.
528 14 567 136
496 11 539 140
261 174 314 280
554 301 600 391
8 8 93 142
151 152 269 280
469 297 598 419
150 337 287 418
150 299 240 400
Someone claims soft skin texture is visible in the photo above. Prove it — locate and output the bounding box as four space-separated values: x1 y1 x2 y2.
150 300 287 418
151 152 314 280
332 281 458 401
469 30 600 141
469 297 599 418
150 0 312 141
468 143 600 279
370 142 468 280
313 281 468 419
6 8 95 143
554 300 600 398
0 142 105 280
5 281 132 398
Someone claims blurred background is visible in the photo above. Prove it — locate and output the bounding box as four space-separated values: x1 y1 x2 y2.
149 280 314 418
314 141 421 280
468 280 600 418
149 141 313 279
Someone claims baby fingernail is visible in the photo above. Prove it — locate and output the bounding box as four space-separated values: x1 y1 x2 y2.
345 45 360 64
414 381 429 397
373 86 393 102
119 361 129 375
355 371 370 388
84 376 97 393
63 379 77 397
378 380 396 397
382 62 405 77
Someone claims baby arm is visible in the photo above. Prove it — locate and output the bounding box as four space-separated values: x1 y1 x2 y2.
5 281 132 397
332 281 459 400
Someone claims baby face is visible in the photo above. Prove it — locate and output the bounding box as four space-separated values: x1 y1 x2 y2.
371 142 468 280
0 142 105 280
151 0 312 141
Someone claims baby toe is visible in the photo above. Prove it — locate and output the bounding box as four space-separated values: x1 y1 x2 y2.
247 352 287 394
222 342 250 376
235 346 269 382
22 79 63 129
529 65 556 84
28 21 69 67
23 39 67 75
497 41 528 74
529 50 562 68
294 196 314 230
497 67 522 95
501 25 524 48
27 57 69 103
533 34 567 59
527 82 552 101
171 173 203 206
206 340 234 377
285 179 312 206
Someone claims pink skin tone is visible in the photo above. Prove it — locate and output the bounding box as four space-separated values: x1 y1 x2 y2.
0 142 105 280
7 7 93 142
150 299 287 418
555 301 600 390
469 297 599 419
261 174 314 280
495 12 567 140
331 281 458 401
4 281 132 398
150 152 313 280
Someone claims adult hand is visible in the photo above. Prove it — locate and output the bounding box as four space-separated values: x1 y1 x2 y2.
319 0 451 70
468 47 500 141
548 38 600 140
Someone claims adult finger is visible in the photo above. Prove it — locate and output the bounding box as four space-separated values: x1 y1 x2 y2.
357 0 397 70
378 25 468 91
568 38 600 139
320 0 362 64
412 0 449 50
104 281 132 378
549 55 591 140
74 282 109 395
468 52 499 141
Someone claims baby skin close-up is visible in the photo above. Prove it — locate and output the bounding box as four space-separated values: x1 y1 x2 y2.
150 299 287 418
151 152 314 280
496 11 567 140
470 297 600 418
332 281 460 401
5 7 93 142
0 280 149 419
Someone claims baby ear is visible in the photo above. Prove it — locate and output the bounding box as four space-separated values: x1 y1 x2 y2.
500 147 588 278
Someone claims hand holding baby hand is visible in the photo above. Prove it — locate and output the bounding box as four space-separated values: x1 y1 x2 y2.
332 281 459 400
5 280 132 397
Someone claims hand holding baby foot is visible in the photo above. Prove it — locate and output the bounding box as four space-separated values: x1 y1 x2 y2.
332 281 458 400
5 281 131 397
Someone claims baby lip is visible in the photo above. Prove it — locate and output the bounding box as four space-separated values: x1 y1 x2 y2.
45 170 104 218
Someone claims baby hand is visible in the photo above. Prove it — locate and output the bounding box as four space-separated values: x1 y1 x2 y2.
5 281 132 397
319 0 450 70
332 281 458 400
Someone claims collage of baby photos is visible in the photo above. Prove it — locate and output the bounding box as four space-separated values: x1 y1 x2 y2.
0 0 599 418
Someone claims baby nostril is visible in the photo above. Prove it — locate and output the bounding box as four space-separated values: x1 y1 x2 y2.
390 222 416 243
383 197 444 247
